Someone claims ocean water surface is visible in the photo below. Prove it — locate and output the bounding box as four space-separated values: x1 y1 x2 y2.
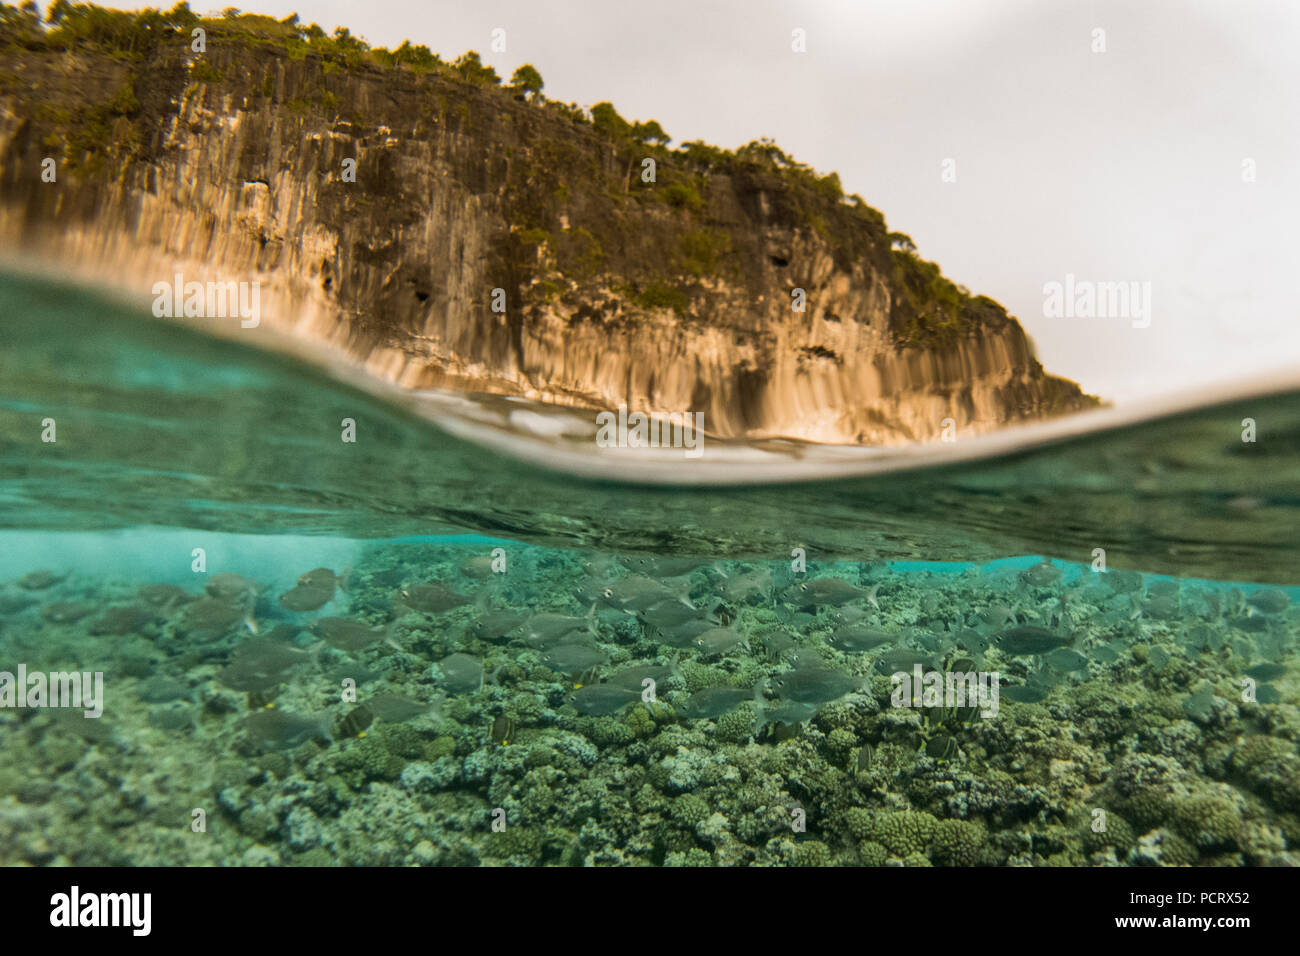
1 272 1298 867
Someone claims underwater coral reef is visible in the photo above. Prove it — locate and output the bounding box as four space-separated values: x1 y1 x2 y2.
1 544 1295 867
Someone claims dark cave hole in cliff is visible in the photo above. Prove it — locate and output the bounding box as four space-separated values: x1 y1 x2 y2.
733 366 769 431
415 291 429 303
769 255 790 267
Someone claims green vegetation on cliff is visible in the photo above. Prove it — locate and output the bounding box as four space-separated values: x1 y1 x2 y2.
0 0 1095 419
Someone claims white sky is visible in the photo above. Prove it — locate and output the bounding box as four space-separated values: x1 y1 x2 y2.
81 0 1300 402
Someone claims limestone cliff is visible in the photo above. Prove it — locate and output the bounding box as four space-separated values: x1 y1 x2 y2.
0 8 1095 444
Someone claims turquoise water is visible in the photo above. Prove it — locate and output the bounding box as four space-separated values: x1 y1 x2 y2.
1 272 1298 866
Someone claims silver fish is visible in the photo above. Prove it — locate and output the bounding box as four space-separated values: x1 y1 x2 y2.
460 555 498 579
1246 589 1291 615
367 692 430 723
1000 683 1049 703
679 686 751 719
718 568 773 603
638 599 701 629
181 595 255 639
758 631 797 658
569 683 639 716
873 647 936 673
206 573 260 600
218 637 314 692
1139 595 1179 620
471 610 530 642
589 575 694 614
138 676 191 703
90 605 156 636
324 663 385 685
605 664 676 693
517 612 592 648
829 605 875 628
980 605 1016 629
828 625 894 652
1103 569 1144 594
1147 579 1179 599
1043 648 1089 672
1091 644 1120 663
1019 561 1062 588
137 583 193 609
693 626 747 657
620 555 707 578
542 643 608 676
18 570 64 590
996 626 1071 656
1245 662 1286 681
41 601 93 623
279 583 334 612
759 699 818 725
243 710 331 750
311 617 385 652
297 568 341 590
435 653 484 693
1255 685 1282 704
955 629 990 654
771 667 861 704
657 618 715 648
781 577 878 608
399 583 472 613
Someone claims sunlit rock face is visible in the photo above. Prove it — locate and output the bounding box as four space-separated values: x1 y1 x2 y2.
0 37 1094 445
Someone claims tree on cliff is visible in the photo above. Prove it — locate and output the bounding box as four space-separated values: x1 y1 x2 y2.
590 101 630 140
392 40 441 71
509 64 544 100
0 1 42 42
454 50 500 86
631 119 670 147
889 232 917 254
589 103 670 148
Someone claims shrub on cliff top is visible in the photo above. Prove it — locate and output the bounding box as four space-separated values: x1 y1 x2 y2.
391 40 441 73
590 101 630 140
0 1 43 45
42 0 196 57
631 119 670 147
509 63 543 99
453 50 500 86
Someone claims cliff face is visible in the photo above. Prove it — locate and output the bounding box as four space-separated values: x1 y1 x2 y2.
0 21 1094 444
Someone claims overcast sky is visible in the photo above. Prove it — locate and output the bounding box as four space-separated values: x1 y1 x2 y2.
86 1 1300 403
